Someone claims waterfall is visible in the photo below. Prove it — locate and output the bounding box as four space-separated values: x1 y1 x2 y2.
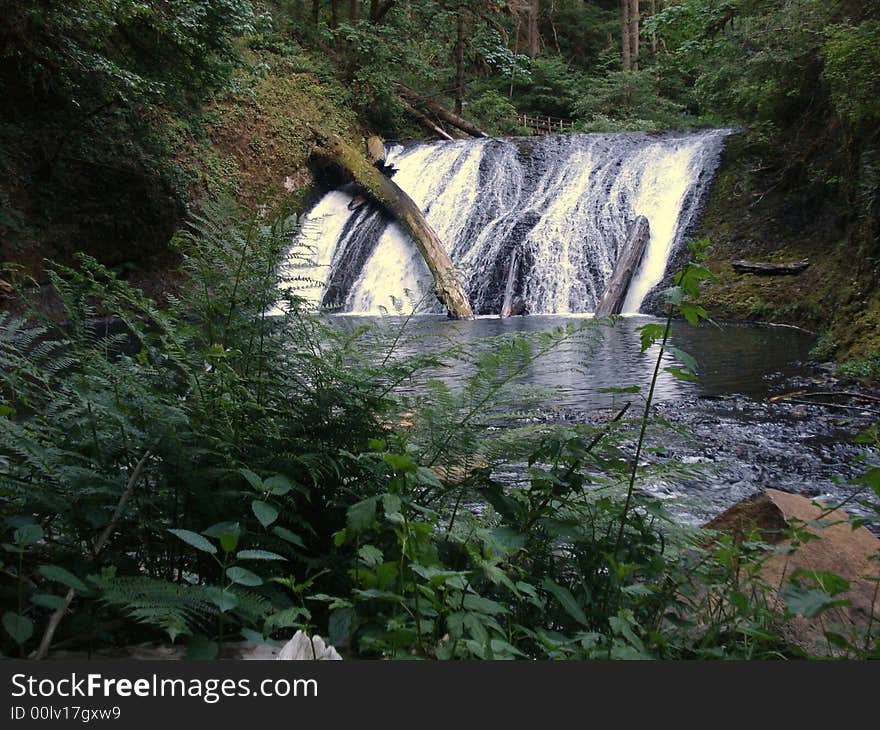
285 129 731 315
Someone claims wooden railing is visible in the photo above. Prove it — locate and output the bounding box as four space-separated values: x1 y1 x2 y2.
511 114 577 135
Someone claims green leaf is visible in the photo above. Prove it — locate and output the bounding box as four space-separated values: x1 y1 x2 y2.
39 564 89 592
207 588 239 613
358 544 384 567
347 496 378 534
252 500 279 528
31 593 66 610
680 301 707 326
264 474 293 496
168 529 217 555
665 366 698 381
782 583 850 618
226 566 263 587
265 607 311 631
462 594 508 615
638 323 666 352
3 612 33 645
186 635 219 660
236 549 286 561
329 607 353 647
239 468 264 491
14 524 43 547
381 493 402 517
664 285 685 305
542 578 589 627
272 526 306 549
381 452 418 473
668 345 699 374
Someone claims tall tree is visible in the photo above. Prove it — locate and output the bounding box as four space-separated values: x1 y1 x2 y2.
629 0 640 71
620 0 639 71
455 2 466 113
528 0 540 58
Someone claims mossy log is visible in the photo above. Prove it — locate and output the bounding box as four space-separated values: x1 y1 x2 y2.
732 260 810 275
596 216 650 316
309 125 474 319
395 83 489 138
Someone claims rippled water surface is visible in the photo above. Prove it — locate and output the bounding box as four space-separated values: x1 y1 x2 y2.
332 315 876 527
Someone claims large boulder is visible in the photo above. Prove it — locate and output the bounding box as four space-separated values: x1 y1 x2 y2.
706 488 880 656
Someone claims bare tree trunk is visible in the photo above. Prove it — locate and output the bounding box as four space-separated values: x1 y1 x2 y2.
629 0 640 72
455 3 465 115
309 127 474 319
620 0 631 71
528 0 540 59
399 99 455 140
350 0 359 21
596 216 650 316
651 0 660 93
395 83 489 137
331 0 339 27
312 0 320 26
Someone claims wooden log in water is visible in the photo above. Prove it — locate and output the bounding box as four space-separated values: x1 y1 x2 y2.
500 247 524 318
309 125 474 320
595 216 651 317
732 260 810 275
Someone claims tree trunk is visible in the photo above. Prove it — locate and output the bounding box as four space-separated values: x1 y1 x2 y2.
629 0 640 72
595 216 650 316
309 126 474 319
620 0 631 71
395 83 489 138
455 3 465 115
500 247 524 318
399 98 455 140
369 0 395 24
528 0 540 59
350 0 359 21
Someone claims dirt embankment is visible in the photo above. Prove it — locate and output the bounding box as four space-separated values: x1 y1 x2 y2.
693 132 880 365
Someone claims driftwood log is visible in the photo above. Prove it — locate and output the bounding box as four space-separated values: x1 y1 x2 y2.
395 83 489 138
732 260 810 275
500 247 524 318
309 125 474 319
595 216 650 316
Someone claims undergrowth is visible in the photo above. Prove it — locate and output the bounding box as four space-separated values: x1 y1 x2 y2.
1 203 877 660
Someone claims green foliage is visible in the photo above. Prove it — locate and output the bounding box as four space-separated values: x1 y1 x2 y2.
839 353 880 383
574 70 695 132
822 21 880 126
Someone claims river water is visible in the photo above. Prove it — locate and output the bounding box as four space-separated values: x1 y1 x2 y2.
331 314 877 527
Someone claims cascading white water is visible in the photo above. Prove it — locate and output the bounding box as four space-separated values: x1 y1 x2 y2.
285 129 731 315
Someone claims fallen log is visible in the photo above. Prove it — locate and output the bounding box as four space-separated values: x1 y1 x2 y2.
395 83 490 138
595 216 650 316
732 260 810 275
398 98 454 141
500 247 523 318
769 390 880 404
309 125 474 319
